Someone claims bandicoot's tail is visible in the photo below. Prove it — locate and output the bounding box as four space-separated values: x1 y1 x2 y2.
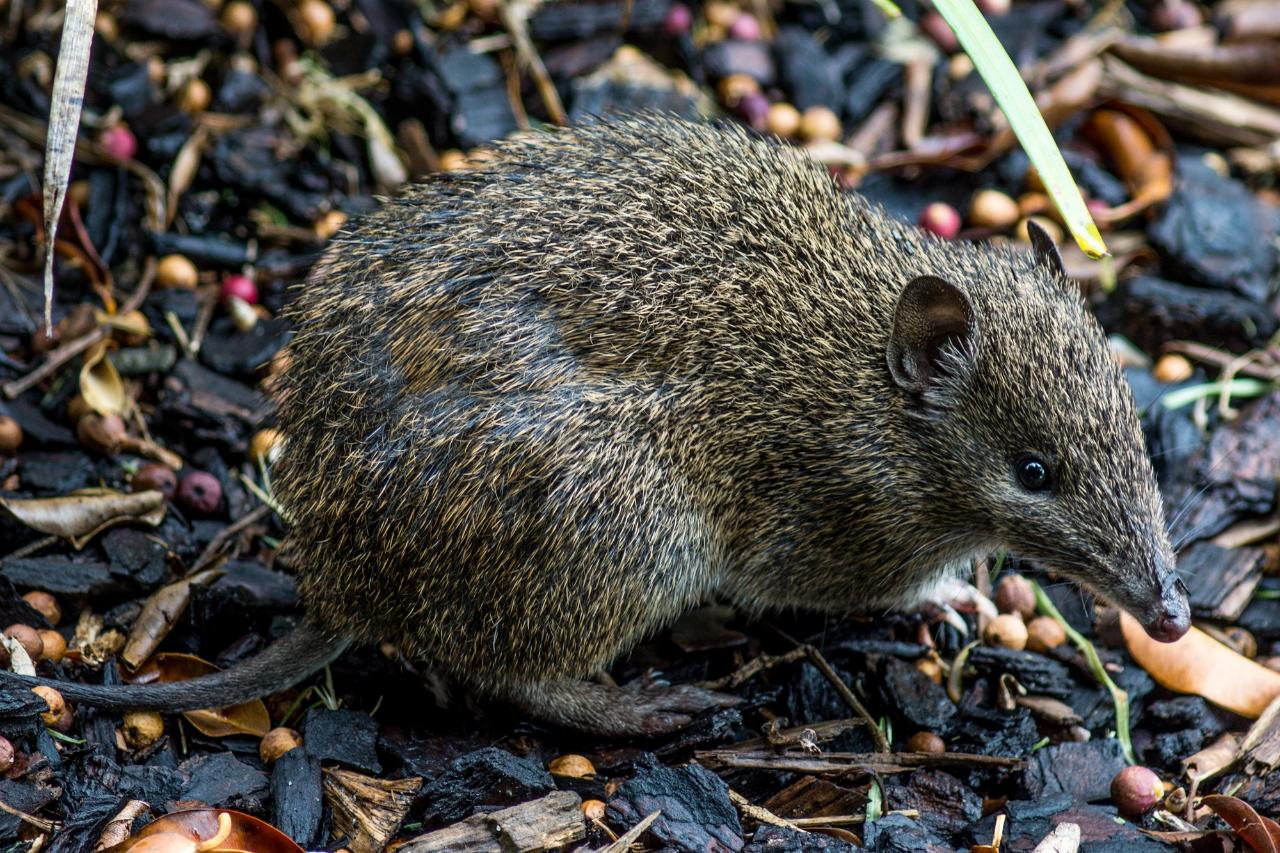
0 619 351 711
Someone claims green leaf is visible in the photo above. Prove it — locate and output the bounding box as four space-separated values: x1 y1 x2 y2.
930 0 1107 259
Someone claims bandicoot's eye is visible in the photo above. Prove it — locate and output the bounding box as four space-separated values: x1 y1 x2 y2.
1016 456 1050 492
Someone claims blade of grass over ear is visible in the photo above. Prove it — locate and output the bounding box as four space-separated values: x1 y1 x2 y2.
931 0 1107 259
43 0 99 327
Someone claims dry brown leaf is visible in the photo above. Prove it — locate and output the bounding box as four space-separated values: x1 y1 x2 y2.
80 339 126 416
1120 611 1280 718
1202 795 1280 853
1182 731 1243 783
0 488 165 548
96 308 152 338
101 808 302 853
128 653 270 738
123 567 224 668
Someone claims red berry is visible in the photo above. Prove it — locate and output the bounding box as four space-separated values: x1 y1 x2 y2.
1111 765 1163 817
133 463 178 499
220 273 259 306
662 2 692 35
176 471 222 515
919 202 961 240
728 11 762 40
736 92 770 131
99 124 138 161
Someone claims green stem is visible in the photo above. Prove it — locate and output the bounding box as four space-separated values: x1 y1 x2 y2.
1031 581 1134 764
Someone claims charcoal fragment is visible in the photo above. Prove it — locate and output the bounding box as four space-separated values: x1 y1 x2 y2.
120 0 220 39
179 751 270 809
417 746 555 826
1148 158 1278 303
1099 275 1277 353
272 746 324 847
607 759 744 852
1022 740 1128 803
747 825 860 851
884 769 982 837
874 656 955 732
967 646 1074 698
773 27 842 111
304 708 382 774
702 40 776 86
861 813 949 852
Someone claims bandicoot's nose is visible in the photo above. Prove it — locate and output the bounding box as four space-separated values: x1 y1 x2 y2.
1143 577 1190 643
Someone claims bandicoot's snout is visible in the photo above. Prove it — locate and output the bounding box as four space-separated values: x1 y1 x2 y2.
1141 576 1191 643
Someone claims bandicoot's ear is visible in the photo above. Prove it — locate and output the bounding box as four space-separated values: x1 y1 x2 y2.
1026 218 1066 277
887 275 977 395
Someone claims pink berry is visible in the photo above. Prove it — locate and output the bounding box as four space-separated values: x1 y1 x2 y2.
728 11 762 40
133 463 178 499
220 273 259 306
98 125 138 161
919 202 961 240
176 471 222 515
977 0 1009 15
1111 766 1163 817
662 2 692 36
736 92 770 131
1086 198 1110 220
0 736 12 773
920 11 959 52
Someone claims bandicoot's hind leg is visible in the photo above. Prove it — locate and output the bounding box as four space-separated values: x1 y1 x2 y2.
499 678 740 736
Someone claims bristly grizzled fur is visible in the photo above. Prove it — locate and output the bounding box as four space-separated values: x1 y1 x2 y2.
270 116 1182 725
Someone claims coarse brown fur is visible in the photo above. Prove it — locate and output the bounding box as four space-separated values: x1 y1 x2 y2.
6 116 1188 734
268 116 1186 730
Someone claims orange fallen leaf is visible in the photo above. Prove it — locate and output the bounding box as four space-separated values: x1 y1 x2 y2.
1202 795 1280 853
1120 611 1280 718
128 653 270 738
102 808 303 853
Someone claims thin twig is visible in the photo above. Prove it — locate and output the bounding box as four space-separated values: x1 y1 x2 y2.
596 810 660 853
699 646 808 690
190 503 273 573
2 534 59 562
0 796 57 832
805 645 891 753
728 789 806 833
498 0 566 125
1 325 107 399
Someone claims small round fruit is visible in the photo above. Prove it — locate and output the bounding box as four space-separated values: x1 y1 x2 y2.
920 11 958 51
5 625 44 661
663 2 692 35
736 91 769 130
133 463 179 499
0 736 13 773
260 727 303 764
176 471 222 515
295 0 335 46
220 273 259 305
77 413 127 455
994 574 1036 619
968 189 1020 229
582 799 607 820
1026 616 1067 653
1015 215 1063 246
98 125 138 161
716 73 759 105
1111 765 1162 817
728 11 761 39
221 0 258 35
703 0 740 28
38 630 66 663
799 106 842 143
32 685 70 730
22 591 61 626
0 416 22 453
179 78 212 113
906 731 945 753
1153 354 1193 384
765 102 802 138
977 0 1009 14
548 754 595 778
250 428 283 465
122 711 166 749
984 614 1028 650
156 254 199 290
919 202 961 240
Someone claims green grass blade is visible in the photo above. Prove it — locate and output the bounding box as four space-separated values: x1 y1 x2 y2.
931 0 1108 259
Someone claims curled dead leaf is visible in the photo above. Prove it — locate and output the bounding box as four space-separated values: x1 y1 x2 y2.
0 488 165 549
123 568 225 668
1120 611 1280 718
101 808 303 853
1201 795 1280 853
96 308 153 339
128 653 270 738
80 339 127 416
